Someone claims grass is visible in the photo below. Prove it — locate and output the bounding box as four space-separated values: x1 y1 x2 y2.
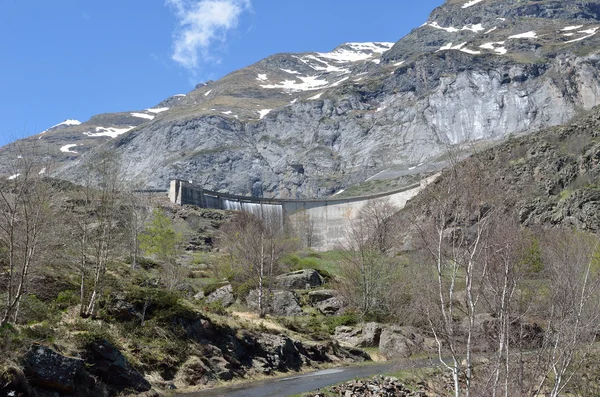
282 250 346 278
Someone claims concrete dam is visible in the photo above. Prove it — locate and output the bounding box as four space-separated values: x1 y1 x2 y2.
169 178 435 251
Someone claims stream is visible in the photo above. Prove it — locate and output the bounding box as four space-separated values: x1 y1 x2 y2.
178 358 440 397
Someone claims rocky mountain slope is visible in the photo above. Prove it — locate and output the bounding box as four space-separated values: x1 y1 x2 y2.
3 0 600 198
405 103 600 233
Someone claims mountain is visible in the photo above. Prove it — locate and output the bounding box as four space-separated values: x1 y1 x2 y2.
3 0 600 198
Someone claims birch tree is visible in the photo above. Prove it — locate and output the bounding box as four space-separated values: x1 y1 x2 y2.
0 147 53 325
220 210 294 317
76 150 124 319
337 198 400 319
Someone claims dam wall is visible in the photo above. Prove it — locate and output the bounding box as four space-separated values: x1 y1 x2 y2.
169 178 434 251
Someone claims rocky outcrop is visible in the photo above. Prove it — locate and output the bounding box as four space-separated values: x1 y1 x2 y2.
246 289 304 316
378 326 426 360
23 345 83 393
334 323 383 348
316 297 345 316
308 289 336 304
84 339 152 393
205 284 235 307
22 343 150 397
276 269 324 290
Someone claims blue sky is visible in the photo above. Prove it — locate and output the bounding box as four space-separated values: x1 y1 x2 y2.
0 0 444 147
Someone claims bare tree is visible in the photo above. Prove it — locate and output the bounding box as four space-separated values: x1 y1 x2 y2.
413 149 506 397
0 144 53 325
336 198 400 319
291 208 319 249
531 230 600 397
74 150 125 318
220 210 295 317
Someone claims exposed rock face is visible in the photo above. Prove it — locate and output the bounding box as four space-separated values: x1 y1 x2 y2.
276 269 324 290
316 297 345 316
405 104 600 234
84 339 151 393
4 1 599 199
246 289 304 316
205 284 235 307
334 323 383 348
308 289 336 304
23 345 83 393
378 326 426 359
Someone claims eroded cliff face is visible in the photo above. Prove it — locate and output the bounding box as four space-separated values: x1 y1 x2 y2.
8 0 600 197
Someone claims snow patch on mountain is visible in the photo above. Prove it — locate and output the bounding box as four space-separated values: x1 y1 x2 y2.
565 27 599 43
131 113 155 120
260 75 330 92
480 41 507 54
462 0 485 8
508 31 538 39
83 126 135 138
146 107 169 114
281 68 301 75
562 25 584 31
40 119 82 134
60 144 78 154
258 109 272 119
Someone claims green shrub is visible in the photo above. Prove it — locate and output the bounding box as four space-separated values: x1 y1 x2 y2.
234 279 257 299
201 300 228 316
22 322 55 342
54 290 79 311
19 295 60 324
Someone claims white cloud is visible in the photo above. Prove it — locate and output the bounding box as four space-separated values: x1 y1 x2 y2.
167 0 251 70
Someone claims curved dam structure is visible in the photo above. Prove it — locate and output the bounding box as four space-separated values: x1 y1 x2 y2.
169 178 436 251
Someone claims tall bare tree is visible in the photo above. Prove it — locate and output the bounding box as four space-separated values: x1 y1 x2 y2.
0 144 53 325
337 198 400 319
220 209 295 317
75 150 124 318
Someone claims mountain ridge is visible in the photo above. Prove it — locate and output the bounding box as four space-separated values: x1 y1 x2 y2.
3 0 600 198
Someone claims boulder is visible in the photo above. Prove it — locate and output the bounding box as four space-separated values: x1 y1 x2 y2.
84 339 151 393
271 290 303 316
206 284 235 307
107 297 139 321
246 289 303 316
307 289 336 304
276 269 323 290
23 345 83 393
378 326 425 359
334 323 382 348
316 297 344 316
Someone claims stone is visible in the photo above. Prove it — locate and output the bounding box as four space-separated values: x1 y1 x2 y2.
23 345 83 393
271 290 303 316
378 326 425 359
84 339 151 393
246 289 303 316
107 297 139 321
307 289 336 304
276 269 324 290
334 323 382 348
316 297 344 316
205 284 235 307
